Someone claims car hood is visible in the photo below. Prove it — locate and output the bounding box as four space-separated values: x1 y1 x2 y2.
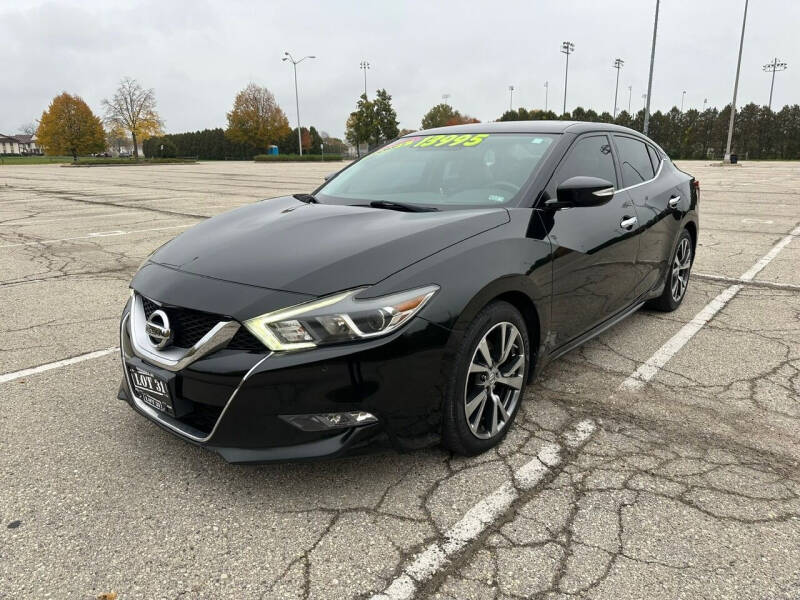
150 196 509 296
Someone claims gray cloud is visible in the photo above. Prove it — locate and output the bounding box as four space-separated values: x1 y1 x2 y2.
1 0 797 138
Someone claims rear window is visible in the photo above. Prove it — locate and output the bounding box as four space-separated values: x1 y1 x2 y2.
614 135 655 187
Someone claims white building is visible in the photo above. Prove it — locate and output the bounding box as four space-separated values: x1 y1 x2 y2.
0 133 43 155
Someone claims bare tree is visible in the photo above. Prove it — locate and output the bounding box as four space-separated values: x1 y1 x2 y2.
19 122 37 136
102 77 163 158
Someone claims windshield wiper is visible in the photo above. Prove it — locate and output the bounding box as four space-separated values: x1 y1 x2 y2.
369 200 438 213
293 193 319 204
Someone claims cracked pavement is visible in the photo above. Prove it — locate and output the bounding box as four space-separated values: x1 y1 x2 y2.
1 161 799 599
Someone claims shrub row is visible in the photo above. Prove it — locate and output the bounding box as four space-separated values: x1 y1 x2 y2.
253 154 344 162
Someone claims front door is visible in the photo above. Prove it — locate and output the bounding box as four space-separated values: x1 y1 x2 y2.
538 134 641 349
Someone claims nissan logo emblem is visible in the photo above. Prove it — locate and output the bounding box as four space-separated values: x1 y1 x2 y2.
145 309 173 349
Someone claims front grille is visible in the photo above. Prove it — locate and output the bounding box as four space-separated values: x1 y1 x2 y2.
140 295 264 351
141 296 224 348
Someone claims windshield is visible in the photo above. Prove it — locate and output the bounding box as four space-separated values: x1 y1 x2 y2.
317 133 558 208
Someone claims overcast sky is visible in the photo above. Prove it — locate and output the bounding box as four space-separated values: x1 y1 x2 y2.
2 0 797 139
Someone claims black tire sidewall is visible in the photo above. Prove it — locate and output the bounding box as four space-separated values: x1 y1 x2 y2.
442 301 530 455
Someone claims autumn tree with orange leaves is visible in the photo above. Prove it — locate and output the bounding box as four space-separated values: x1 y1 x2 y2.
225 83 291 150
36 92 106 160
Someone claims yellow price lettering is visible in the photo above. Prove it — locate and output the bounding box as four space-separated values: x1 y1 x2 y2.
462 134 489 147
434 135 457 146
448 134 473 146
416 135 443 147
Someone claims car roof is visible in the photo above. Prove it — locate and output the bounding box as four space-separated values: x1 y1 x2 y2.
408 120 650 139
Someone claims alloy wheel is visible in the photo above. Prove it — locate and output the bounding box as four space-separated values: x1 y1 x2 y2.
463 322 525 440
671 237 692 302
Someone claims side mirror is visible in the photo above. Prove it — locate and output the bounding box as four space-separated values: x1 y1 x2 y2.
547 176 615 209
324 171 339 182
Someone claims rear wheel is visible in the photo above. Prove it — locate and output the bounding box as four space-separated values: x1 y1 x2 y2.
647 229 693 312
442 301 530 456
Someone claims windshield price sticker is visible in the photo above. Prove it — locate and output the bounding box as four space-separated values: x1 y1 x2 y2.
376 134 490 155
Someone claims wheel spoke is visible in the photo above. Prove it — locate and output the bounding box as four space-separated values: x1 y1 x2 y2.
498 323 507 362
497 395 511 420
469 362 489 374
500 327 519 364
490 396 499 435
465 390 487 419
496 375 522 390
502 355 524 377
477 338 493 368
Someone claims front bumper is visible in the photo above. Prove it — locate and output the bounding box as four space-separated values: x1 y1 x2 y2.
119 300 452 463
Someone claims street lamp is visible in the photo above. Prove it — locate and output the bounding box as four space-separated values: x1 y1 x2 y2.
724 0 749 163
544 81 549 112
762 58 788 111
612 58 624 118
282 51 316 156
643 0 660 135
508 85 515 111
560 41 575 115
359 60 370 97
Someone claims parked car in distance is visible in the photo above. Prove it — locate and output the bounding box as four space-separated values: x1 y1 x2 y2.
118 121 698 463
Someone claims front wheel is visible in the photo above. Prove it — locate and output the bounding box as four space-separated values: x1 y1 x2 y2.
647 229 693 312
441 301 530 456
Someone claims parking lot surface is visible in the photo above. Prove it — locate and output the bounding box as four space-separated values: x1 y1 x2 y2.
1 160 799 599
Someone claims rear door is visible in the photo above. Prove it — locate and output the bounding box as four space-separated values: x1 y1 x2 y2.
540 133 641 349
612 135 682 296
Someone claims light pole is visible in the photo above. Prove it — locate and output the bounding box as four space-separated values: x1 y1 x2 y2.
680 90 686 113
612 58 624 118
544 81 549 112
762 58 788 110
282 51 316 156
627 85 633 114
508 85 514 111
642 93 648 115
703 98 708 112
560 41 575 115
643 0 659 135
724 0 749 163
442 93 451 106
359 60 370 97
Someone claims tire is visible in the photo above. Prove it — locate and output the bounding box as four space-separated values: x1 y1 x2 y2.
441 301 530 456
647 228 694 312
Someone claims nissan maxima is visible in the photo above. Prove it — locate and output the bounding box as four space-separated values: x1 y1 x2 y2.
119 121 698 463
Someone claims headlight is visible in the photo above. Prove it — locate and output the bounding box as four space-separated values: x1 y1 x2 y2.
243 285 439 351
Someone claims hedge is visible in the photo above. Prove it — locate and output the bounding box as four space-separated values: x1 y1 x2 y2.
253 154 345 162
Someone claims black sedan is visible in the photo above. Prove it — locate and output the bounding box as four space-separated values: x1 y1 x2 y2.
119 121 698 462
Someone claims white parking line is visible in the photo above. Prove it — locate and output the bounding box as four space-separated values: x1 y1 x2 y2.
0 223 195 248
621 223 800 390
0 347 119 384
371 419 597 600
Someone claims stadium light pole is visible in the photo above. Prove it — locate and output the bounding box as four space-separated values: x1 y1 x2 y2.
703 97 708 112
724 0 748 163
560 41 575 115
612 58 624 118
360 60 370 97
680 90 686 113
762 58 787 110
643 0 659 135
283 51 316 156
508 85 515 111
442 93 451 106
544 80 549 112
628 85 632 113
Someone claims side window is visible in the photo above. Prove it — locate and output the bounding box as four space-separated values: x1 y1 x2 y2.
614 135 655 187
555 135 617 188
646 144 662 174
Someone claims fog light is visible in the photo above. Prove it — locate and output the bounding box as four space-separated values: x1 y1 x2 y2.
280 411 378 431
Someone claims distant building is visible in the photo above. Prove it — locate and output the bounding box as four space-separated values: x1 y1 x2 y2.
0 133 43 155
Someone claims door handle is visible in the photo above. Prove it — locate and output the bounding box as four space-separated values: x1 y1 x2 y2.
668 195 681 208
620 216 638 230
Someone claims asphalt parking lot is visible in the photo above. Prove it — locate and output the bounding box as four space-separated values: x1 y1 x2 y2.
1 160 799 600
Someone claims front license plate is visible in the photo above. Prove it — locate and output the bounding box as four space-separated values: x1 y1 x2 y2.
127 365 175 416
